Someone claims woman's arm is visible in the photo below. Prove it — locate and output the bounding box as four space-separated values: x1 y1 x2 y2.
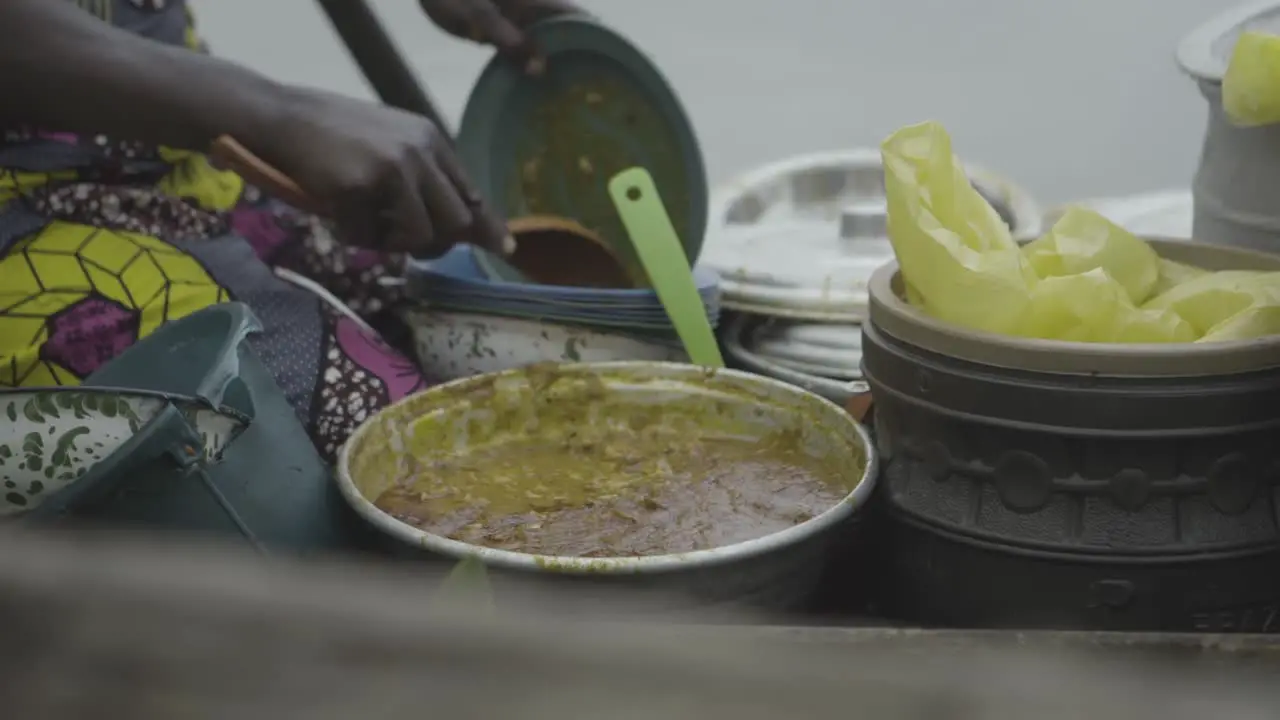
0 0 284 151
0 0 510 257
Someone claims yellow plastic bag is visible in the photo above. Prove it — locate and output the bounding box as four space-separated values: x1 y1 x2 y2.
1018 208 1194 341
1223 31 1280 127
879 121 1280 344
881 121 1037 336
1023 270 1195 343
1144 271 1280 341
1152 258 1209 296
1022 207 1160 304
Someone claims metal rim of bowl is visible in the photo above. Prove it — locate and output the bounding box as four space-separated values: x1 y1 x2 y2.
1175 0 1279 83
706 148 1044 243
867 237 1280 377
275 268 375 333
334 361 877 575
721 313 868 403
399 307 688 354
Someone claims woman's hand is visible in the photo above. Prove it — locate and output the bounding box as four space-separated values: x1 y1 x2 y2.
419 0 583 72
0 0 511 259
251 87 509 259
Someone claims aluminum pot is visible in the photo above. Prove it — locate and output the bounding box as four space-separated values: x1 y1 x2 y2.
335 361 877 611
403 309 686 381
1179 1 1280 251
863 238 1280 631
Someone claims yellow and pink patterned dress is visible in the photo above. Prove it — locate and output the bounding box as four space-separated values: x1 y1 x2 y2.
0 0 431 462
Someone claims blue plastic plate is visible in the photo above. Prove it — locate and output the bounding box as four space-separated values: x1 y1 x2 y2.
408 248 721 308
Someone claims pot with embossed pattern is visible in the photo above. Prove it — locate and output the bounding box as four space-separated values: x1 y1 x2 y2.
863 237 1280 632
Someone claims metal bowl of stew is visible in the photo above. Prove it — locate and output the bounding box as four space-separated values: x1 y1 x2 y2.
335 361 876 610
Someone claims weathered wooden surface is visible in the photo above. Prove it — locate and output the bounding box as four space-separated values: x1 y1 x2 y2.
1 528 1279 719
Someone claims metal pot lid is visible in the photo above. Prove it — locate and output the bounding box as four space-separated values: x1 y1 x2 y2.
702 149 1042 322
705 213 892 322
722 314 867 403
746 319 863 380
1044 190 1193 241
1177 0 1280 83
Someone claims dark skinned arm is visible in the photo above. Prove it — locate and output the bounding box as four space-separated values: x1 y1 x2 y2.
0 0 510 257
0 0 282 151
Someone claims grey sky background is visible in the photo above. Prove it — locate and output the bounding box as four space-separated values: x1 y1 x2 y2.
190 0 1225 205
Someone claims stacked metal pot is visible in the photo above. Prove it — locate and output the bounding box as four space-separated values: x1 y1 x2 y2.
704 114 1279 630
863 236 1280 631
703 150 1044 403
1179 1 1280 251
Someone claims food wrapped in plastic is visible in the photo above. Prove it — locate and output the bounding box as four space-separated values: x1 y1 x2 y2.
1144 270 1280 342
1023 208 1160 304
1022 270 1195 344
880 121 1035 337
880 121 1280 343
1152 258 1208 296
1223 30 1280 127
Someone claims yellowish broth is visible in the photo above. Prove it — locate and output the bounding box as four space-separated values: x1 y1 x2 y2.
374 423 850 558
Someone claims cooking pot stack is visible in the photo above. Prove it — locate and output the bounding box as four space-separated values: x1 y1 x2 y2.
805 4 1280 632
1180 1 1280 252
703 150 1043 405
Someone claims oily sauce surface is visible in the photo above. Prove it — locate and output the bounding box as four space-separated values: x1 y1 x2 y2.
374 426 847 558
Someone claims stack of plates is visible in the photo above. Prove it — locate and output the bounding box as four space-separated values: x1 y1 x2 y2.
405 246 722 337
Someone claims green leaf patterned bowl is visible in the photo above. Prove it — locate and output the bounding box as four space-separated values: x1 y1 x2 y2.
0 387 249 517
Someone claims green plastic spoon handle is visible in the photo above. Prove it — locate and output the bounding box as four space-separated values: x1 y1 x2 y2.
608 167 725 368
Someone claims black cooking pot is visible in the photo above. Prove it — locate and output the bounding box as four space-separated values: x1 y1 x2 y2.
862 238 1280 631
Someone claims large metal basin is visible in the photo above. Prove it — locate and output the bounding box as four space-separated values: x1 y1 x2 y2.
336 361 876 610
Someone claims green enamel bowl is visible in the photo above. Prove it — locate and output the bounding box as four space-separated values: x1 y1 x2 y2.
456 15 708 284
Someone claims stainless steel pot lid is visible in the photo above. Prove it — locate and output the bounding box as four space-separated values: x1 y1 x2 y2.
722 314 868 404
1044 190 1192 241
702 149 1042 322
1177 0 1280 83
703 215 890 322
747 319 863 381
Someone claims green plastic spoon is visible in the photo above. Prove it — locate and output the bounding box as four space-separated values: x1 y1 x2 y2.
608 167 725 368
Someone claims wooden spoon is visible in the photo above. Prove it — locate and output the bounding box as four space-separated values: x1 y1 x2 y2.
208 135 632 288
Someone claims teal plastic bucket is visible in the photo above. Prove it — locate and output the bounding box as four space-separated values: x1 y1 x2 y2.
24 303 370 554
